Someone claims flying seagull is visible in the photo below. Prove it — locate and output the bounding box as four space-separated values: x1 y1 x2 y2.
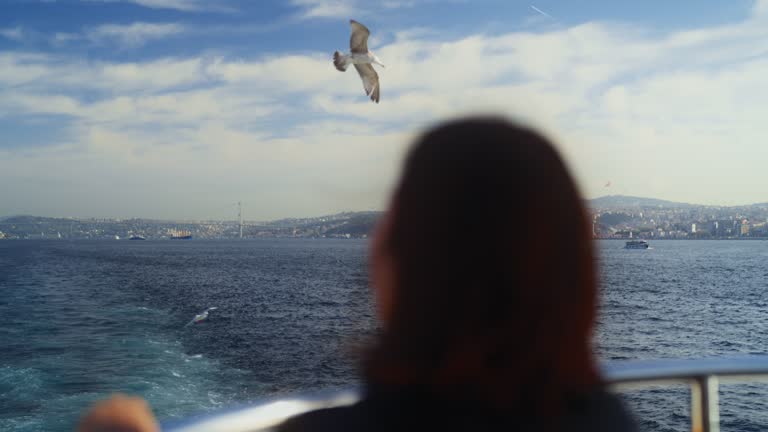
333 19 385 103
185 307 217 327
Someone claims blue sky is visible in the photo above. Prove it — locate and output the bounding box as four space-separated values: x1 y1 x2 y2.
1 1 756 58
2 0 768 219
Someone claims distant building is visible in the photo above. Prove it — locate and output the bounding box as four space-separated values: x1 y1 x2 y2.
741 219 750 236
691 223 697 233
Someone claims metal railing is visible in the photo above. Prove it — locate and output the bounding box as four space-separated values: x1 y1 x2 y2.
163 356 768 432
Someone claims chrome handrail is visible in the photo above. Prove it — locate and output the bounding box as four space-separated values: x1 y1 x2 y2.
163 389 360 432
163 356 768 432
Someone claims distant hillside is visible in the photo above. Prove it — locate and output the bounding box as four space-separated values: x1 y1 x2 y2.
0 215 71 224
324 212 381 236
0 211 385 240
589 195 694 209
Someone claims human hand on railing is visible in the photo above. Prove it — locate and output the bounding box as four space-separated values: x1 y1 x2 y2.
78 394 159 432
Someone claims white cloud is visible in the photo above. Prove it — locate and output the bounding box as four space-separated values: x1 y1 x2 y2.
382 1 416 8
0 53 213 91
0 53 53 86
52 32 80 45
87 22 185 48
98 57 206 88
130 0 205 10
4 2 768 218
85 0 228 12
289 0 442 19
19 22 187 48
0 27 24 41
753 0 768 16
291 0 357 19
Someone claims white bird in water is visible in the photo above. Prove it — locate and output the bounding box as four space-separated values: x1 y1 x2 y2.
333 19 385 103
185 307 217 327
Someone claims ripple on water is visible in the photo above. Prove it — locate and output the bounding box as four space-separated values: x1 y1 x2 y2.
0 239 372 431
7 239 768 431
597 240 768 431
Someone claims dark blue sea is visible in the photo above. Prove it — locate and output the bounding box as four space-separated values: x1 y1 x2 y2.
2 239 768 431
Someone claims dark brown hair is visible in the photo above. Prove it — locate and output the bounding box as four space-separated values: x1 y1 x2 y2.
364 117 599 416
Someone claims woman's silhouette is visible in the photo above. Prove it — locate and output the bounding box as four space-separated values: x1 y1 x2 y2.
279 117 637 431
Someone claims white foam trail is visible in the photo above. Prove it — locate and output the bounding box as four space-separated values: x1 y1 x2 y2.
185 307 218 327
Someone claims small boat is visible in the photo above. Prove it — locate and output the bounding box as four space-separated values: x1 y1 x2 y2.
625 240 649 249
129 235 146 240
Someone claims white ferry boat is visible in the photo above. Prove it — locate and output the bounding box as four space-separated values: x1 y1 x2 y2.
625 240 649 249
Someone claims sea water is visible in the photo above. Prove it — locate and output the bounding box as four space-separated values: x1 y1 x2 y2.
0 239 372 431
598 240 768 432
2 239 768 431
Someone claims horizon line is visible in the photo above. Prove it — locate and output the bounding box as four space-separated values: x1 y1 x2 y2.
4 194 768 222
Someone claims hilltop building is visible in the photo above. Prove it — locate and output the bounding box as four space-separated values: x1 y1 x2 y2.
741 219 750 236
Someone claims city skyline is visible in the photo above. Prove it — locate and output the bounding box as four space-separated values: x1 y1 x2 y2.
3 1 768 220
5 193 768 240
6 194 768 223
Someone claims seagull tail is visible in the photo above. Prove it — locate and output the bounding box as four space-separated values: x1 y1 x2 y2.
333 51 348 72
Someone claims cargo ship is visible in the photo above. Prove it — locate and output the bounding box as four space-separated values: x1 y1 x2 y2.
169 229 192 240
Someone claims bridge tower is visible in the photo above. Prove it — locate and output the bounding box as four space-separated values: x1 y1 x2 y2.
238 201 243 239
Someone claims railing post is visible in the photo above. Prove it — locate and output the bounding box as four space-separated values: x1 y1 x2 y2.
690 375 720 432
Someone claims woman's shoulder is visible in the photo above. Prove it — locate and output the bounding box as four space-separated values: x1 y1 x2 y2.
563 387 639 432
277 386 638 432
277 403 368 432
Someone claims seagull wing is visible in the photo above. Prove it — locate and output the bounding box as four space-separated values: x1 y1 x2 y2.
354 63 380 103
349 20 370 53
